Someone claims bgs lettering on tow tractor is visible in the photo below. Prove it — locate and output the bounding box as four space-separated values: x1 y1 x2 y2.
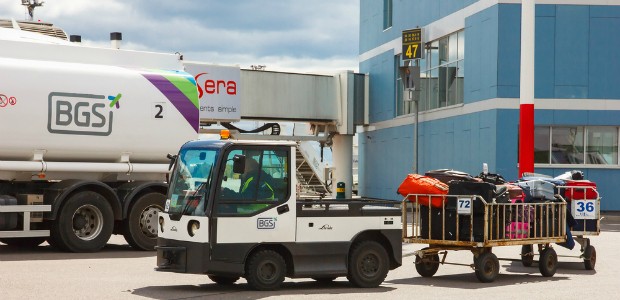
47 92 118 136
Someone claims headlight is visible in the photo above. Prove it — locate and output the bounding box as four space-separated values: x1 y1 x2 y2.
188 220 200 237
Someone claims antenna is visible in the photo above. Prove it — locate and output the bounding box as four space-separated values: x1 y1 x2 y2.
21 0 44 21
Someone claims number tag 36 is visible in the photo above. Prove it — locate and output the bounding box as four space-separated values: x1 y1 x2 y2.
572 199 597 219
457 198 472 215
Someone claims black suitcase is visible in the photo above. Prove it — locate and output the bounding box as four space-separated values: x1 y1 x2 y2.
425 169 476 184
419 205 444 240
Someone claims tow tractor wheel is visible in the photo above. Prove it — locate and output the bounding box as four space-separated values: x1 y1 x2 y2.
347 240 389 288
245 250 286 291
583 245 596 270
50 191 114 253
538 247 558 277
521 245 534 267
123 192 166 251
474 252 499 283
208 275 240 285
415 251 440 277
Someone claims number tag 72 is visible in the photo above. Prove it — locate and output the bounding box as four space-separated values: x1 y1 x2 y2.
457 198 472 215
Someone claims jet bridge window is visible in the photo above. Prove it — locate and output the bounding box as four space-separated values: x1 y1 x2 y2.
217 147 289 215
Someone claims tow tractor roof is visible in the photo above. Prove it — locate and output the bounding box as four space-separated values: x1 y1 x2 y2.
181 139 297 150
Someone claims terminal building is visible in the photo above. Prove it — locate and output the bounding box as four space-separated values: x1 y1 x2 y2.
358 0 620 210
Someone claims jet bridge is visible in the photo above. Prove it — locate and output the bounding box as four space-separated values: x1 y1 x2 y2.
204 69 368 198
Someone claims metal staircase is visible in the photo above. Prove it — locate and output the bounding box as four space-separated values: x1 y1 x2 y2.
296 143 331 197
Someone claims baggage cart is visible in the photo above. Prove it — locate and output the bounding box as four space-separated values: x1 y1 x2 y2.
401 194 567 282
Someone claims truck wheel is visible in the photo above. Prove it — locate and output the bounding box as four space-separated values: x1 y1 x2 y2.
0 237 46 247
123 193 165 250
245 250 286 291
50 191 114 252
208 275 240 285
474 252 499 283
538 248 557 277
583 245 596 270
521 245 534 267
347 240 389 288
415 253 440 277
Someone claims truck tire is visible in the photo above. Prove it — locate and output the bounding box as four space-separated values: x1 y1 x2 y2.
347 240 389 288
245 250 286 291
0 237 46 247
208 275 240 285
50 191 114 252
123 192 165 250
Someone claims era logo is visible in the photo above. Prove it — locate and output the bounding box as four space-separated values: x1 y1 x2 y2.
257 218 276 229
47 92 115 136
195 72 237 98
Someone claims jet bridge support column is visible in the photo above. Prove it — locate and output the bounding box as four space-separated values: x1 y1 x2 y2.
332 134 353 199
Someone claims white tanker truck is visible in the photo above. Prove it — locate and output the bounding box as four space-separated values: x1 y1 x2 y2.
0 23 199 252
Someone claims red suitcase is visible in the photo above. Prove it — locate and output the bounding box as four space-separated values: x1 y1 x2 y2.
397 174 449 208
564 180 597 200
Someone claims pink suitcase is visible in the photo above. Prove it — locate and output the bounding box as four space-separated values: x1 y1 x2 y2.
505 222 530 239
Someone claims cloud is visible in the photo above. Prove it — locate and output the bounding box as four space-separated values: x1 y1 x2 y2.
0 0 359 73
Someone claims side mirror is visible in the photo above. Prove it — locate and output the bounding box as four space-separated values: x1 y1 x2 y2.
233 154 246 174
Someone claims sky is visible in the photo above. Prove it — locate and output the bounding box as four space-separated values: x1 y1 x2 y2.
0 0 360 73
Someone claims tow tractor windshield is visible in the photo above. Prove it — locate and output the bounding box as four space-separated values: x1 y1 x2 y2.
167 148 218 216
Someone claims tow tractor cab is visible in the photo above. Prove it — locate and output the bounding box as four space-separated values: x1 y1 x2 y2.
156 138 402 290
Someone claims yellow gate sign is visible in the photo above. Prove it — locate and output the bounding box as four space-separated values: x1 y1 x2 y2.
402 28 423 60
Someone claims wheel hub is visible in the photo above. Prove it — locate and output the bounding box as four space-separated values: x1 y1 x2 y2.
360 254 379 275
258 262 276 281
71 204 104 241
139 205 161 237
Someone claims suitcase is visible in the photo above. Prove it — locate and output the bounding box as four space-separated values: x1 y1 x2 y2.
517 180 556 202
564 180 597 200
506 222 530 239
425 169 476 184
420 206 456 240
397 174 449 208
0 195 18 230
531 203 562 238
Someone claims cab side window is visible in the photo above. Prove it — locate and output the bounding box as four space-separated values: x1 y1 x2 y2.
217 148 289 215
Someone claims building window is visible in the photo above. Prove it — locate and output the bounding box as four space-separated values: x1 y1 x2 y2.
396 30 464 116
534 126 619 165
383 0 392 30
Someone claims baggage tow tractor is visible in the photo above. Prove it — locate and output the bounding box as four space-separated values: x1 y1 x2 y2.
155 137 402 290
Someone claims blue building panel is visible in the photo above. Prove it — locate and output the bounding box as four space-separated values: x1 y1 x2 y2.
497 4 521 98
535 16 556 98
554 6 589 92
589 17 620 99
464 5 499 103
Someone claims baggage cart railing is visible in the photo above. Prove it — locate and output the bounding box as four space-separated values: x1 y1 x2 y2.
401 194 567 247
557 186 600 236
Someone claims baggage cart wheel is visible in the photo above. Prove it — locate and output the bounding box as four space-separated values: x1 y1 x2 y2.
521 245 534 267
415 252 440 277
474 252 499 283
538 248 557 277
583 245 596 270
